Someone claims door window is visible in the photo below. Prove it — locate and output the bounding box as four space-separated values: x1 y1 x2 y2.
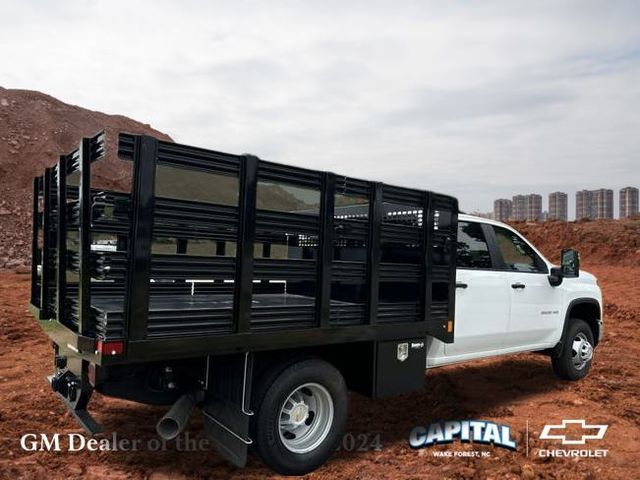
492 226 547 273
456 221 493 269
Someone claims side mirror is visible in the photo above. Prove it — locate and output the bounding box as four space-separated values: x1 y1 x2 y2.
561 249 580 278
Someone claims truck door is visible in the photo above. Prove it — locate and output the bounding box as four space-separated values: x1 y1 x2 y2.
443 221 511 357
490 225 563 347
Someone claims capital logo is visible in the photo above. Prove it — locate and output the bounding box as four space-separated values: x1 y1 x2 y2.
409 420 516 451
540 419 607 445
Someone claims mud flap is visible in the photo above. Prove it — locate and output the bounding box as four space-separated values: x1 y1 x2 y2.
202 353 254 467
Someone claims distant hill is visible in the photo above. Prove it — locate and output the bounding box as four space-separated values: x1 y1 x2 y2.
0 87 317 271
0 86 172 270
512 219 640 267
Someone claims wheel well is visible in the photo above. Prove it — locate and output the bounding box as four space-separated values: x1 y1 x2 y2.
253 342 375 397
568 301 601 345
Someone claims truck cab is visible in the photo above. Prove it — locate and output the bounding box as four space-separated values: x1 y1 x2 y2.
427 214 603 380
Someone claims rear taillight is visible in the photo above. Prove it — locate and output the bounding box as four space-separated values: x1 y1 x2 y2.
95 340 124 356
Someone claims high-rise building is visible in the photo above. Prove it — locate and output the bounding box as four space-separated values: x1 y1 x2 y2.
620 186 639 218
493 199 512 222
548 192 568 221
576 189 614 220
512 195 526 221
576 190 595 220
510 194 541 221
592 189 614 219
525 194 542 221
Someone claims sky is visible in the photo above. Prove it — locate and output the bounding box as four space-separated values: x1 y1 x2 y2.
1 0 639 218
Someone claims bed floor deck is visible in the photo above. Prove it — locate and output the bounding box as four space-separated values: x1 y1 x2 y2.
91 293 354 315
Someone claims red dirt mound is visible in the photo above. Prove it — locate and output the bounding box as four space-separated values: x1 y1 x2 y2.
510 219 640 267
0 86 172 271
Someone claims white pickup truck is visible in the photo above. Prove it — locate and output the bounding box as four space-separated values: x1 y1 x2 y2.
428 214 603 380
32 132 604 475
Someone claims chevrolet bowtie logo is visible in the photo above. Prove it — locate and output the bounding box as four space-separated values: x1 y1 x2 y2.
540 419 608 445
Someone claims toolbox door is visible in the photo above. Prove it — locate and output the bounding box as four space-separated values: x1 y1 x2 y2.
375 338 426 397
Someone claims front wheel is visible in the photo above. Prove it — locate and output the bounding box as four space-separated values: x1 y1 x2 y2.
252 358 348 475
552 319 595 380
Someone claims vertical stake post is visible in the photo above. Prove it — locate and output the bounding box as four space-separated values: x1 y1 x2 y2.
234 155 258 333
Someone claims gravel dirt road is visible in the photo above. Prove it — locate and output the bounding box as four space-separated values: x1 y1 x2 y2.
1 264 639 479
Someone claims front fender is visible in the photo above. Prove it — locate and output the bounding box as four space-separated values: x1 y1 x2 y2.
553 297 603 358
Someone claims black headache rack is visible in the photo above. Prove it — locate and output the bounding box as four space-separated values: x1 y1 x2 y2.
30 131 458 366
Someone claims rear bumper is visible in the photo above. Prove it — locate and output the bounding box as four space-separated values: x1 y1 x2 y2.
30 303 107 365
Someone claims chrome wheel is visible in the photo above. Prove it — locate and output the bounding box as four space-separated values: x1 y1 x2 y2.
572 332 593 370
278 382 334 454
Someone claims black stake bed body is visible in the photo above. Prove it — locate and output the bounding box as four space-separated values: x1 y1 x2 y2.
29 131 458 366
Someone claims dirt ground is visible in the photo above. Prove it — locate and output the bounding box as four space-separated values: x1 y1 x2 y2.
0 264 639 480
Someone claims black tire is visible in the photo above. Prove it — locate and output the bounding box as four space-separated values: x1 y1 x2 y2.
552 319 595 380
251 358 348 475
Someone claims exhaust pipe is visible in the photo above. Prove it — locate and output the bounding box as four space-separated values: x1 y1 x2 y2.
156 391 201 440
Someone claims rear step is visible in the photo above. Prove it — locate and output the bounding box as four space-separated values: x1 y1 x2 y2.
48 370 102 435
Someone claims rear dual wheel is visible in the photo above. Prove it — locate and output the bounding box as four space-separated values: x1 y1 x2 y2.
252 358 348 475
